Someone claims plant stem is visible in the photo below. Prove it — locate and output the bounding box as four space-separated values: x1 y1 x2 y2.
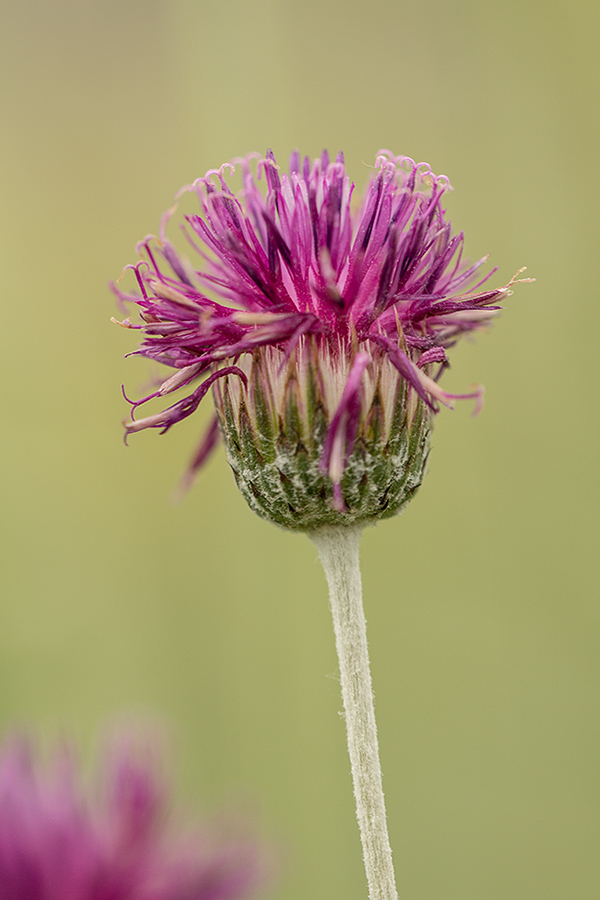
310 525 398 900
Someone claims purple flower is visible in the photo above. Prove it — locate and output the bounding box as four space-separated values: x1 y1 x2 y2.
0 731 262 900
114 150 528 528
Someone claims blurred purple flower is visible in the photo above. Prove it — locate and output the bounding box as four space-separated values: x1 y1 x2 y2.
0 732 262 900
114 150 529 527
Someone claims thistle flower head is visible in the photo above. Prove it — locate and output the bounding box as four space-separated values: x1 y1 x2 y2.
114 150 528 529
0 731 261 900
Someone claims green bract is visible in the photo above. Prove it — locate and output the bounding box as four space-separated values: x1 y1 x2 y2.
212 343 432 531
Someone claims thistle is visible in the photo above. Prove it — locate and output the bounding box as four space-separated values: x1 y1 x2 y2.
0 729 262 900
114 150 529 900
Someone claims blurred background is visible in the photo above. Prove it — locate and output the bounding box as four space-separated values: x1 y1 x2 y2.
1 0 599 897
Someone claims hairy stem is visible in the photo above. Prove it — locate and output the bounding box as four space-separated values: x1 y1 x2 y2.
310 525 398 900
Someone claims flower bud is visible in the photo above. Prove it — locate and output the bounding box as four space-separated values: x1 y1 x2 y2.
114 150 530 527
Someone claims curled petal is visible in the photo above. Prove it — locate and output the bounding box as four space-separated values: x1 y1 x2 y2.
416 347 447 368
320 352 371 510
125 367 247 436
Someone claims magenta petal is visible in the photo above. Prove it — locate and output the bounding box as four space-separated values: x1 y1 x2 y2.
0 731 264 900
320 352 371 498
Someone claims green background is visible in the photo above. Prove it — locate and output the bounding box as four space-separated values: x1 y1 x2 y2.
1 0 599 897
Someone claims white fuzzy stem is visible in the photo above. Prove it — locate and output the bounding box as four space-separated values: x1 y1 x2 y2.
310 525 398 900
